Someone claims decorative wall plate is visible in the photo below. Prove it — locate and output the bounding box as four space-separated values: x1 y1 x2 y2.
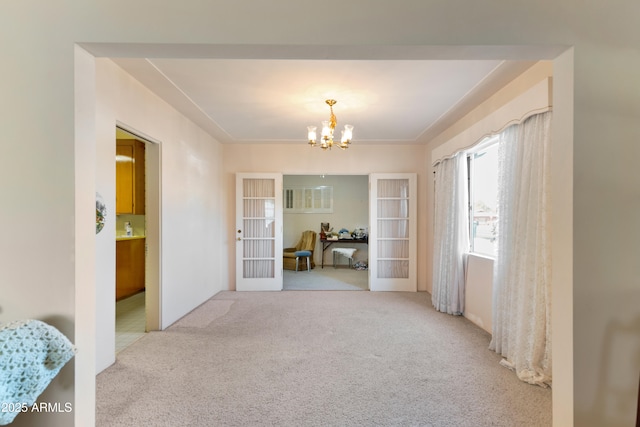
96 192 107 234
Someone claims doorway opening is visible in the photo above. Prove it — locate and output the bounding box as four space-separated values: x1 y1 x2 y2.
114 125 161 353
283 174 369 291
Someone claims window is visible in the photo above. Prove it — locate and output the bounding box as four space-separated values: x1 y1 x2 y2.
468 137 499 257
283 186 333 213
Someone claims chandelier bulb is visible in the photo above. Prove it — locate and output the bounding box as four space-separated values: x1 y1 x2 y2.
307 125 317 145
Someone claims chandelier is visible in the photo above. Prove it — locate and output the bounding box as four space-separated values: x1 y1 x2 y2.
307 99 354 150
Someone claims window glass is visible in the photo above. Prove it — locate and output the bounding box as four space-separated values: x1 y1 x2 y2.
469 140 499 256
283 186 333 213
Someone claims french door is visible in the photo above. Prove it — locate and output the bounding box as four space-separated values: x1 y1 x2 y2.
235 173 283 291
369 173 417 292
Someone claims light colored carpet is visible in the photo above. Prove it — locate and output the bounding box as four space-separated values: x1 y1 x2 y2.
172 299 234 328
283 267 368 291
96 291 551 427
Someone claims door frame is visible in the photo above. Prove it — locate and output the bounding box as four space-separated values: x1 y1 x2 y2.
116 123 162 330
282 173 370 275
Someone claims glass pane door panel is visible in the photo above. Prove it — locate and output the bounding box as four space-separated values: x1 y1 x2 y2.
243 260 274 278
377 179 409 198
377 219 409 238
377 240 409 258
243 199 275 217
243 239 275 258
377 199 409 218
377 260 409 278
370 173 416 291
243 219 275 238
243 179 275 197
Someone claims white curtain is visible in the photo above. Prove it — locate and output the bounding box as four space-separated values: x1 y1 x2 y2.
489 112 552 387
432 152 469 315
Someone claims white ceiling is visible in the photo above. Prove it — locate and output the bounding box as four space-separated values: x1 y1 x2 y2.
110 55 538 145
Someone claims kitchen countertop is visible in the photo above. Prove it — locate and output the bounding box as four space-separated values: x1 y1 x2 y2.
116 235 146 241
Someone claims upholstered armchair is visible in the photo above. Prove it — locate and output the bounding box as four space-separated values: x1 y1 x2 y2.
283 230 317 271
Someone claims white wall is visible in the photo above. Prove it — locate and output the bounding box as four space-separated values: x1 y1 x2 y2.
463 255 494 333
283 175 369 266
94 58 226 373
1 2 639 426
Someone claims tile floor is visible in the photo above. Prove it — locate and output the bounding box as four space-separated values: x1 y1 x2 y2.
115 291 146 353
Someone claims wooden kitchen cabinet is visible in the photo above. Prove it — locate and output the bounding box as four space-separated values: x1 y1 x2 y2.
116 238 145 300
116 139 145 215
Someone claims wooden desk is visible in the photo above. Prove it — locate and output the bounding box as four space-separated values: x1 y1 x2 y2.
320 237 368 268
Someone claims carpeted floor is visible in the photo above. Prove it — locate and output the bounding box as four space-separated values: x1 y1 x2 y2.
96 291 551 427
283 267 368 291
